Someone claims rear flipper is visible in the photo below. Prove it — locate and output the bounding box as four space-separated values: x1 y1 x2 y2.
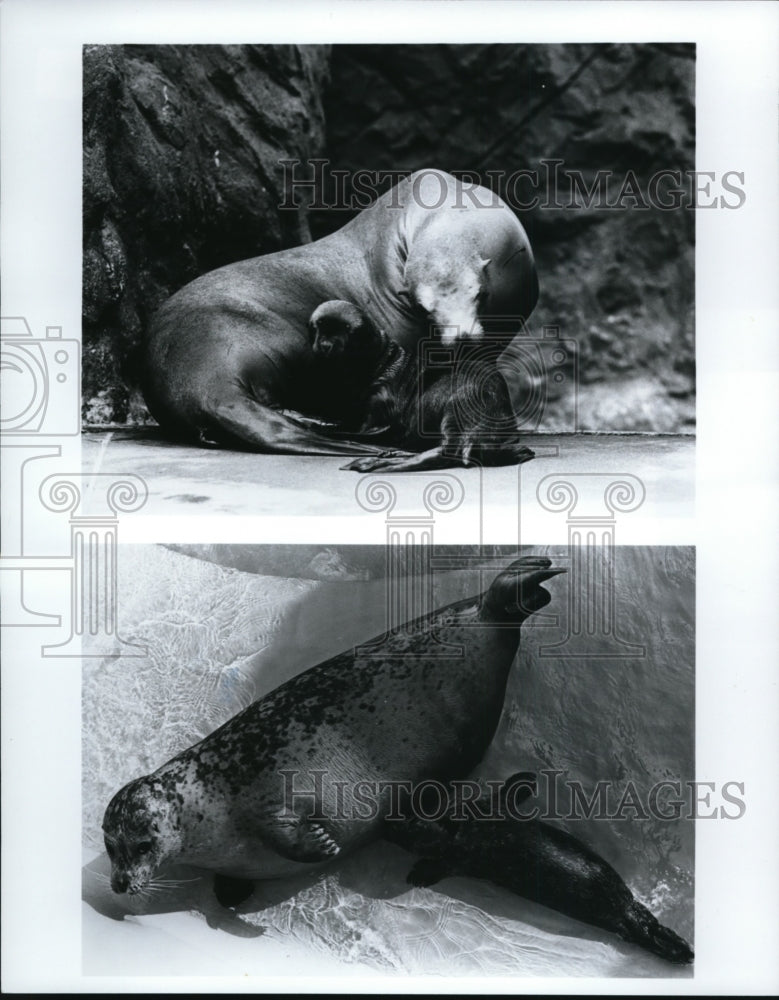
342 440 534 473
205 393 412 459
278 409 392 441
343 446 454 473
617 898 694 965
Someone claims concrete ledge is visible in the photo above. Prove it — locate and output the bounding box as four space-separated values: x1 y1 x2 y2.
81 429 694 526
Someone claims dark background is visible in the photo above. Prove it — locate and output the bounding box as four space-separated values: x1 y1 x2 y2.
82 43 695 432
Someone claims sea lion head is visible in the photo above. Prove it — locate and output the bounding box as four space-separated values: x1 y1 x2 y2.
102 775 183 895
481 556 566 623
405 246 491 345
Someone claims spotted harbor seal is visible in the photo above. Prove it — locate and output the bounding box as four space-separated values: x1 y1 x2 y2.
387 772 694 965
102 556 564 897
142 169 538 468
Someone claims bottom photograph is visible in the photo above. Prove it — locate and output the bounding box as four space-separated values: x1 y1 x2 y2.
82 544 695 979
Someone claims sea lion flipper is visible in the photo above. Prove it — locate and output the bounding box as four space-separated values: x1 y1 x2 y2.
264 813 342 863
343 446 453 473
500 770 538 806
277 409 341 431
407 857 452 887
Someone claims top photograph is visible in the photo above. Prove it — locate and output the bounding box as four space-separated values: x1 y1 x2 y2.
81 42 700 516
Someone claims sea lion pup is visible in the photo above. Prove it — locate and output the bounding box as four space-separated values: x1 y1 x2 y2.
306 299 536 472
306 300 407 435
386 772 694 965
102 557 565 903
343 334 536 473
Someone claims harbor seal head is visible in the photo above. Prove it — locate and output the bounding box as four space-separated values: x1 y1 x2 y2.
102 776 183 895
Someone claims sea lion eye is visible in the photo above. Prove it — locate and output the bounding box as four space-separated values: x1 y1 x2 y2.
137 841 153 855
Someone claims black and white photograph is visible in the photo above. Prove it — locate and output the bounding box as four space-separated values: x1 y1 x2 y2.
1 1 777 995
82 544 696 977
80 39 697 514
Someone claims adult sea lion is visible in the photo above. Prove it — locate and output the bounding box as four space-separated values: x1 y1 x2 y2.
142 169 538 469
102 556 564 897
386 772 694 965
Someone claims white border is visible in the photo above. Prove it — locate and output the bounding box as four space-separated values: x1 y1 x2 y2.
2 0 778 994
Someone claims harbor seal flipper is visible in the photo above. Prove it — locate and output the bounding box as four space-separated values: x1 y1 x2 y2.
212 873 255 909
389 771 694 965
102 556 565 903
209 815 341 912
261 811 342 862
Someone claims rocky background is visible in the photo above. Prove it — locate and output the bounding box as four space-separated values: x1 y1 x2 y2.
82 44 330 424
83 43 695 432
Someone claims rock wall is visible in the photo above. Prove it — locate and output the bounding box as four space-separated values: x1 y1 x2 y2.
83 43 695 432
82 44 330 423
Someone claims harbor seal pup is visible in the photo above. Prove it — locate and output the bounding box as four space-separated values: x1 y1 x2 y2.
102 556 564 897
142 169 538 468
387 772 694 965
